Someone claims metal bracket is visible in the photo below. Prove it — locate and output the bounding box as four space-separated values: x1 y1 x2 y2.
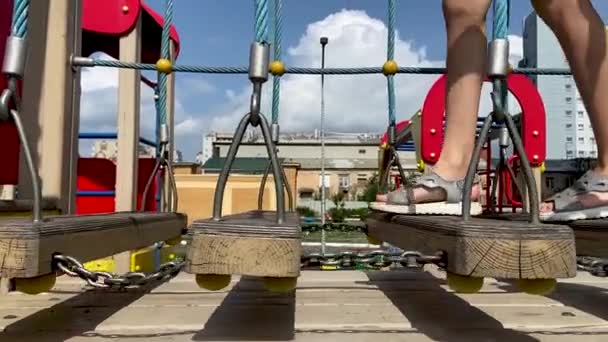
213 112 286 224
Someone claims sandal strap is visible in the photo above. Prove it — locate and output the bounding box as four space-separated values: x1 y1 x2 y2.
550 170 608 212
387 170 479 205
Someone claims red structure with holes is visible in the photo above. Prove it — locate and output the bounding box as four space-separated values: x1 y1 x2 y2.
420 73 547 167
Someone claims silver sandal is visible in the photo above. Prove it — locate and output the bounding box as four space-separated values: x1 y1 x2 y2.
370 170 482 216
541 170 608 222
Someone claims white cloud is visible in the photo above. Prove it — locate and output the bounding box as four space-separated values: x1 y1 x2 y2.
206 10 524 135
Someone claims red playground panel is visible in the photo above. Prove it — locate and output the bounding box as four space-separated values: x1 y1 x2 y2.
0 0 20 185
420 73 547 166
76 158 158 214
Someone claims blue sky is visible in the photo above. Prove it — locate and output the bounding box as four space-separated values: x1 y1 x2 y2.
80 1 608 160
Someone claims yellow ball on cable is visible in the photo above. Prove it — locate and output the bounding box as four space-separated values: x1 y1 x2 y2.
417 160 425 173
269 60 286 76
156 58 173 74
382 60 398 76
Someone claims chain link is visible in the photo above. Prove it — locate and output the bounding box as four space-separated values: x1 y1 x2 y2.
301 250 445 270
577 256 608 277
53 254 184 288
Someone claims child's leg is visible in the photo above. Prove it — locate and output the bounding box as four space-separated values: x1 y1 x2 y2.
533 0 608 220
376 0 489 208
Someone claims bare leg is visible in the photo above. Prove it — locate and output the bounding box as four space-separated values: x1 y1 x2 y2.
533 0 608 214
377 0 489 204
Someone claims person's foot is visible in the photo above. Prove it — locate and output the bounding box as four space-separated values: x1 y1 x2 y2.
376 167 481 204
540 168 608 217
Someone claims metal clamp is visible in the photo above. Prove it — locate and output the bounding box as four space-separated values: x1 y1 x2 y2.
487 38 509 77
248 42 270 126
2 36 27 77
213 112 285 224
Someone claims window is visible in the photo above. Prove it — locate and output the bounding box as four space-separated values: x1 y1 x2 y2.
578 137 584 143
565 84 572 89
565 97 572 102
565 110 572 116
567 150 574 158
578 124 584 131
591 137 596 143
591 151 597 157
566 136 573 142
546 177 554 189
579 150 585 156
339 175 350 189
566 123 573 129
578 111 584 118
358 149 366 154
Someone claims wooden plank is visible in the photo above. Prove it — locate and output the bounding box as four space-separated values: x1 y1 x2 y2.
481 213 608 258
566 219 608 257
19 0 81 214
114 17 143 274
186 210 302 277
0 212 186 279
366 212 576 279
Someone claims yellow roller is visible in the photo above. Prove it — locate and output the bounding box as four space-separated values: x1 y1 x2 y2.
262 277 297 293
195 274 231 291
366 234 382 246
518 278 556 295
14 273 57 295
446 272 484 293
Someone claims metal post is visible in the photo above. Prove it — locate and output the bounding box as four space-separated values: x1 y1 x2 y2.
320 37 328 255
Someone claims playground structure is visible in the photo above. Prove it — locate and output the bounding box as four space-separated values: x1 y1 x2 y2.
1 0 608 301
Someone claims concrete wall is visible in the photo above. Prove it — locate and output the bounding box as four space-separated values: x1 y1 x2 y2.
216 143 379 161
175 164 298 226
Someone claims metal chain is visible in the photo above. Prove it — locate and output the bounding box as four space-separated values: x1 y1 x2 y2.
53 254 184 288
301 250 446 270
577 256 608 277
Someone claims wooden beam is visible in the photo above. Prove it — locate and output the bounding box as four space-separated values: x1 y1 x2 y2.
0 212 186 279
186 211 301 278
114 17 142 273
366 212 576 279
19 0 81 214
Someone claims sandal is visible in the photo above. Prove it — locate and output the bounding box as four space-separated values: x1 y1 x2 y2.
369 170 483 216
540 170 608 222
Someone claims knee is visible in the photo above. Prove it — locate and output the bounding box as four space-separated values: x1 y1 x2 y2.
443 0 490 25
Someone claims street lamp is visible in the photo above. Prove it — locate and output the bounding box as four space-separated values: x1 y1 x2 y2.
320 36 328 255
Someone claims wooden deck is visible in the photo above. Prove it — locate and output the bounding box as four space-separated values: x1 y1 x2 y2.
1 268 608 341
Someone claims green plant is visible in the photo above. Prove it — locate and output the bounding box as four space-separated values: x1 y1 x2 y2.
359 173 379 202
296 206 317 217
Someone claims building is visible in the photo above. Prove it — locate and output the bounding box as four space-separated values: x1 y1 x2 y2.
522 12 598 160
203 130 419 202
91 140 156 161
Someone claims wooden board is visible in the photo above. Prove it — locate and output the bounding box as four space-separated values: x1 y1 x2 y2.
0 212 187 279
186 210 302 278
481 213 608 258
366 211 576 279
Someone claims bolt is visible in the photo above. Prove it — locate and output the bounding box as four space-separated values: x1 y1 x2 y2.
430 152 436 159
122 5 129 13
532 130 539 137
430 128 436 135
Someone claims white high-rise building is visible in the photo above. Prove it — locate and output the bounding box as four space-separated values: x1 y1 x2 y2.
522 12 597 160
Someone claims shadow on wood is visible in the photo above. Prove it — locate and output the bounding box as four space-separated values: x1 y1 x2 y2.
363 270 538 341
192 277 295 341
0 280 166 342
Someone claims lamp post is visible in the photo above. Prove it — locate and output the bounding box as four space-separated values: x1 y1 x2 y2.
320 36 328 255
